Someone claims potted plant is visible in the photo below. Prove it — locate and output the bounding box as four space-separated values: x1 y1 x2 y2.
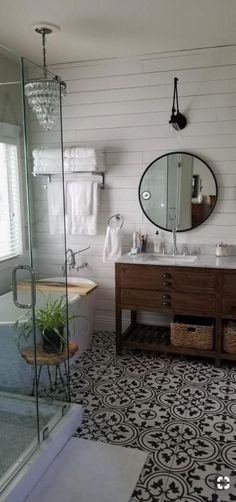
15 295 78 353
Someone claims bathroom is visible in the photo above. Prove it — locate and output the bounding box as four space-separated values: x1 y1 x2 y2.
1 1 236 501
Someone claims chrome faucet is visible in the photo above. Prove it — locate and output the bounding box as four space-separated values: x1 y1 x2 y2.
63 247 90 274
172 228 178 255
66 248 76 268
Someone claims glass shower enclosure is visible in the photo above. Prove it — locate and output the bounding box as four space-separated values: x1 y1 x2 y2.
0 45 70 495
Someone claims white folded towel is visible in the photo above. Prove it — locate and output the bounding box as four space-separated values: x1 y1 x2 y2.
103 226 122 262
67 182 98 235
33 159 63 173
33 152 104 173
33 149 61 161
64 147 96 160
47 181 65 234
64 158 96 171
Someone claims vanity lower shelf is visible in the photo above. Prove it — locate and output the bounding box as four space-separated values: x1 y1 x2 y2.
122 323 217 359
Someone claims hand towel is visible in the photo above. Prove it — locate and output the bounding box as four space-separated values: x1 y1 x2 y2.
103 226 122 262
47 181 65 234
67 182 98 235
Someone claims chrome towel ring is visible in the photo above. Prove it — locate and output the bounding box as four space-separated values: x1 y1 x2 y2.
107 214 124 229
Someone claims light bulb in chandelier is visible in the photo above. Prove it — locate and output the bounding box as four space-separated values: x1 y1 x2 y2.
24 26 66 131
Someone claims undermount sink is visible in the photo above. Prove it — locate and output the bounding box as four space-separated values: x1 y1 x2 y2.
145 254 197 263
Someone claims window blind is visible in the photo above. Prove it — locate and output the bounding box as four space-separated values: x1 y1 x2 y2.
0 141 23 261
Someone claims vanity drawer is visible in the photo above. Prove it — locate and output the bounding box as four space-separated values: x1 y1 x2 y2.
119 289 216 314
222 297 236 315
172 293 216 314
172 269 217 293
117 265 173 290
222 274 236 295
120 289 173 311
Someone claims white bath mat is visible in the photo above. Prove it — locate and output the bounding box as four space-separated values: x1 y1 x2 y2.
25 438 147 502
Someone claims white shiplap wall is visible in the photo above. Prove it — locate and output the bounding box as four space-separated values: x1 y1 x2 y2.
32 46 236 329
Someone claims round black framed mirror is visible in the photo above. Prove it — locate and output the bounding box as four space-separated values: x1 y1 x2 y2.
139 152 218 232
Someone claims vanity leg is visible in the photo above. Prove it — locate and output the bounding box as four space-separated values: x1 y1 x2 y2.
116 306 122 355
215 316 222 367
131 310 137 325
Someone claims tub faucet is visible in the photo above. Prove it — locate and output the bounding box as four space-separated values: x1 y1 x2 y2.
63 247 90 273
172 228 178 255
66 248 76 268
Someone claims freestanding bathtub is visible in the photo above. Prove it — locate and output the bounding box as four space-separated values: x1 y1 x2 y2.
0 277 97 393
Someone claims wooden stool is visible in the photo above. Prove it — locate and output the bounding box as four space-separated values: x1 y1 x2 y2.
21 341 78 395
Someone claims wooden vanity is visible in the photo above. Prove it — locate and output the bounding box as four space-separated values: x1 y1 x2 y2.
115 257 236 365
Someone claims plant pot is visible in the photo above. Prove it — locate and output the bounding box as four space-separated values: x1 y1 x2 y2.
42 327 65 353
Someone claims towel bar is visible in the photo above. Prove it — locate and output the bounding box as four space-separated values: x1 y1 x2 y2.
32 171 105 189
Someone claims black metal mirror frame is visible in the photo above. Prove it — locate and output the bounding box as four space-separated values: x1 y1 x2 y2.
138 151 218 233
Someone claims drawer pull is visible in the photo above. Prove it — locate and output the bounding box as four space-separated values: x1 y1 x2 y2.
162 273 171 279
162 301 171 307
162 294 171 300
162 282 171 287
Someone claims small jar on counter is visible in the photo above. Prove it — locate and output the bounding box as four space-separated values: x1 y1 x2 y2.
215 242 229 257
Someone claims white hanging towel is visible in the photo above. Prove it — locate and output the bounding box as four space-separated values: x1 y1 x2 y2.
103 226 122 262
67 182 99 235
47 181 65 234
67 181 93 216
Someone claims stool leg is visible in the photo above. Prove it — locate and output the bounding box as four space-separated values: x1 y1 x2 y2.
64 360 69 389
58 364 65 388
31 374 35 396
32 365 42 396
58 363 69 399
55 365 58 390
47 366 53 392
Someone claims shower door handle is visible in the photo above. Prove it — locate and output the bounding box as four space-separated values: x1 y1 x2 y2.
12 265 36 308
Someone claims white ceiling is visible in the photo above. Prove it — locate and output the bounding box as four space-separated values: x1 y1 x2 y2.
1 0 236 64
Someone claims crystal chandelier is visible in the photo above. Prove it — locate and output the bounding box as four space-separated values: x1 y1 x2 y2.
24 26 66 130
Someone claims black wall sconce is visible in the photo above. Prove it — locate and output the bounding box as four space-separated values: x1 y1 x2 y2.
169 77 187 131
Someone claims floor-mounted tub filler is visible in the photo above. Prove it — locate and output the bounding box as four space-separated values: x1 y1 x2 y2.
0 276 97 501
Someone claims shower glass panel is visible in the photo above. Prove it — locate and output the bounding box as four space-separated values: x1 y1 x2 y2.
0 45 40 493
21 57 70 429
0 44 70 495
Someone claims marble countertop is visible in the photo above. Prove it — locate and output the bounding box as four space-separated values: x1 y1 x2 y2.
116 253 236 269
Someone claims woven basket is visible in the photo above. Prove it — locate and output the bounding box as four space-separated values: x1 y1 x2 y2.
223 322 236 353
171 319 213 350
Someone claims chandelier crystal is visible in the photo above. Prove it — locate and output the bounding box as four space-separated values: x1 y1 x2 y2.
24 27 66 131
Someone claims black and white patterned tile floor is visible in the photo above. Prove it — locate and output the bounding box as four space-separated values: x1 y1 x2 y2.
68 331 236 502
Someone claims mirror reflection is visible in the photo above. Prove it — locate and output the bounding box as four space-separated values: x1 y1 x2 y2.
139 152 217 232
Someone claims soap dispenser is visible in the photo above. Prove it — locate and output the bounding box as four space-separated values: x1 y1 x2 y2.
154 231 162 253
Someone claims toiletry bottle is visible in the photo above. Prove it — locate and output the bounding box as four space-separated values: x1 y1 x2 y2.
154 231 162 253
137 230 142 253
130 231 138 254
141 235 147 253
